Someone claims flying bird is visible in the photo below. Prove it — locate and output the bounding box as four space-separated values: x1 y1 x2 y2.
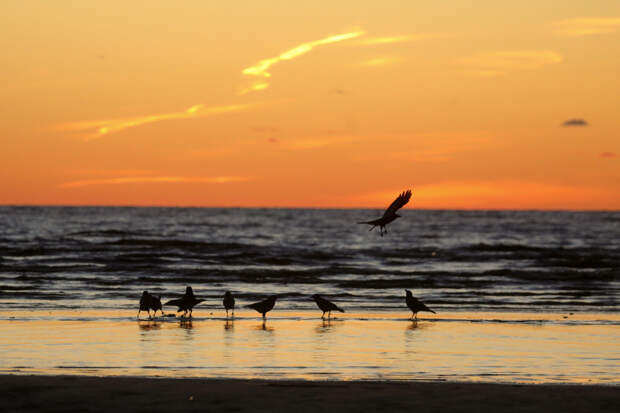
405 289 435 320
312 294 344 319
358 189 412 236
165 286 204 318
223 291 235 317
137 290 153 319
246 296 277 319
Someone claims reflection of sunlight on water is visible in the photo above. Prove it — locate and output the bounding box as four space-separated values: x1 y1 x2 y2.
0 310 618 383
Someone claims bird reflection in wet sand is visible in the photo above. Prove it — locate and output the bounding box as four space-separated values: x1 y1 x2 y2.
179 319 193 330
405 289 436 320
224 319 234 331
315 318 338 334
312 294 345 319
165 286 204 318
255 320 274 332
223 291 235 318
407 321 419 331
138 320 161 331
246 295 277 320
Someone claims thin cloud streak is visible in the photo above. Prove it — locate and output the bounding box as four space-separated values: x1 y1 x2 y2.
554 18 620 37
60 176 251 188
460 50 563 76
359 33 443 45
62 103 258 141
562 118 589 127
240 30 364 94
359 56 402 66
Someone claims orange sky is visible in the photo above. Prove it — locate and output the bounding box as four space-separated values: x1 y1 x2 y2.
1 1 619 209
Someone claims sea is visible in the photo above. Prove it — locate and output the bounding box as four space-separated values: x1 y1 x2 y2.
0 206 618 383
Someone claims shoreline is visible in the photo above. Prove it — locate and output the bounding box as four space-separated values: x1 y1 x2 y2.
1 375 618 412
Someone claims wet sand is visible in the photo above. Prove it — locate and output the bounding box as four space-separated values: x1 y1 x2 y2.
1 375 618 413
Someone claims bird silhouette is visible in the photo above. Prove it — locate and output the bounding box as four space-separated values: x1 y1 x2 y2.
137 290 153 319
358 189 412 236
312 294 344 319
149 294 163 317
246 296 277 319
165 286 204 318
405 289 435 320
223 291 235 318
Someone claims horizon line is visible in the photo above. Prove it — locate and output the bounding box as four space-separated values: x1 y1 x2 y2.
0 203 618 213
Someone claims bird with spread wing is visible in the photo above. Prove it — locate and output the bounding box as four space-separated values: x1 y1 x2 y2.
358 189 412 236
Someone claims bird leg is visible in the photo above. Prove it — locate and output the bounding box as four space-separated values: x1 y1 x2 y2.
328 311 332 319
321 311 325 320
226 309 229 318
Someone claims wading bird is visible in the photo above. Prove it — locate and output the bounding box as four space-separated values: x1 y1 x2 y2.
137 290 153 319
358 189 412 236
312 294 345 319
223 291 235 318
165 286 204 318
246 296 277 319
149 294 163 317
405 289 435 320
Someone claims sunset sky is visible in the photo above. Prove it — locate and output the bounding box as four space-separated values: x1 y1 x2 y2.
2 1 619 209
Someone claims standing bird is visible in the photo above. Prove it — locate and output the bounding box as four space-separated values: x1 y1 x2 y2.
405 289 435 320
312 294 345 319
358 189 412 236
246 296 277 319
223 291 235 318
149 294 163 317
137 290 153 319
165 286 204 318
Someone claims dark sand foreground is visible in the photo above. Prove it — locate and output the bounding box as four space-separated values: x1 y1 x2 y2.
1 375 618 413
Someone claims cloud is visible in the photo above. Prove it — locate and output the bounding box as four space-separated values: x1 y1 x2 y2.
358 33 442 45
460 50 563 76
59 176 250 188
240 30 364 94
61 103 258 140
553 18 620 37
562 118 589 127
328 88 349 95
600 152 617 158
359 56 402 66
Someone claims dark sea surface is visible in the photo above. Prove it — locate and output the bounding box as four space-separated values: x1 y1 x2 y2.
1 206 618 314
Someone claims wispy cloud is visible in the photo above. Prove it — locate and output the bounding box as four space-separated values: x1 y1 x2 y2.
562 118 589 127
600 152 617 159
60 176 250 188
61 103 258 140
358 33 443 45
553 18 620 37
460 50 563 76
240 30 364 94
359 56 402 66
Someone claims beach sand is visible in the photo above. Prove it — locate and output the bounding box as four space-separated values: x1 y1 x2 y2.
1 375 618 412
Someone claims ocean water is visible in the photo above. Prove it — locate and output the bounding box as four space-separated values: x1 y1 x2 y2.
0 207 618 383
0 207 618 313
